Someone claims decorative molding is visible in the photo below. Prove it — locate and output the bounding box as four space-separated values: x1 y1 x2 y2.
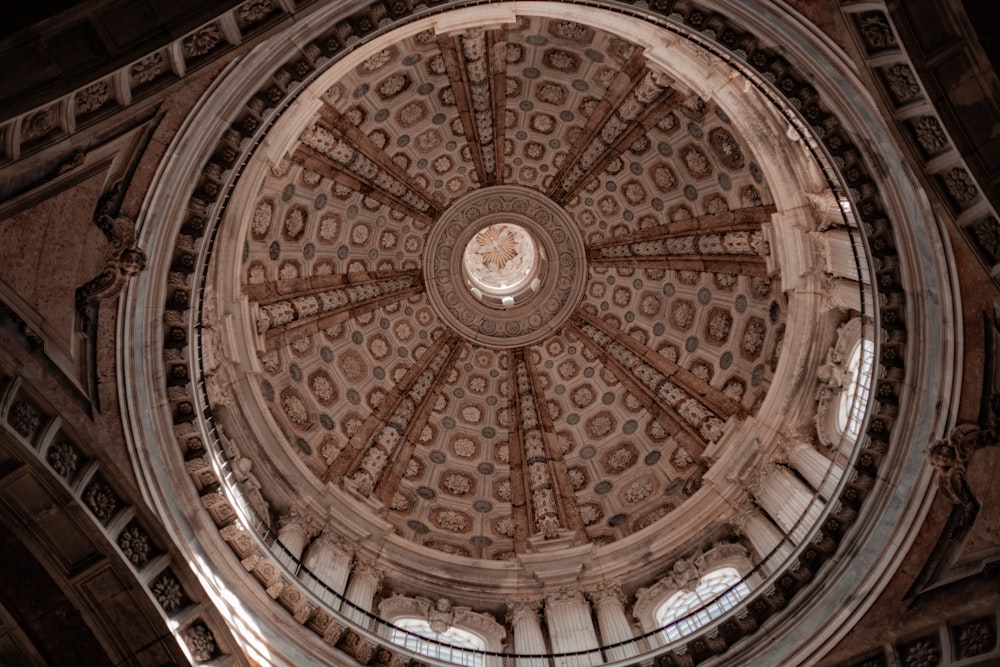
117 1 939 665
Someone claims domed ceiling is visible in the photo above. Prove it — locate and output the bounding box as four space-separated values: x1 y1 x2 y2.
218 13 787 564
114 0 957 660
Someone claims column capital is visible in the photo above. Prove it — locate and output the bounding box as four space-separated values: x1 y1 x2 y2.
505 596 542 627
741 460 778 498
545 586 586 607
312 527 355 556
586 581 624 607
352 558 385 588
729 497 765 532
277 508 317 535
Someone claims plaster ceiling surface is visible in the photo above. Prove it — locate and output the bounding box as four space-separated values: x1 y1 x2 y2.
232 16 774 546
192 6 850 607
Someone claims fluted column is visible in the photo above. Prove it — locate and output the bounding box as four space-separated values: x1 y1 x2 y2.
545 589 601 667
276 510 314 565
507 597 546 667
343 560 384 628
785 437 843 501
821 276 865 313
302 530 353 608
587 584 638 661
735 506 793 574
749 463 823 544
816 228 858 279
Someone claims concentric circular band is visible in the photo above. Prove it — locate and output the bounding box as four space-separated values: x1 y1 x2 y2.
424 185 587 348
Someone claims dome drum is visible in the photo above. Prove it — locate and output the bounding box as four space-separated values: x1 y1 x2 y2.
117 2 954 665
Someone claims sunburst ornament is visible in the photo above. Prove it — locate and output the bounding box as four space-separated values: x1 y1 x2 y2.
459 215 543 308
473 224 519 269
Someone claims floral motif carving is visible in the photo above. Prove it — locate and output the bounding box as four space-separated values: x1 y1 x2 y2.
741 318 766 358
604 443 637 472
184 623 216 662
317 213 339 242
670 300 695 330
956 619 996 658
579 503 602 526
709 127 744 168
452 437 477 457
309 371 337 405
83 480 119 524
680 145 712 179
885 64 919 103
587 411 617 439
943 168 977 205
364 48 393 71
152 572 185 612
283 206 307 241
390 493 410 512
571 385 595 409
550 20 591 41
281 390 310 427
183 25 223 58
118 525 152 566
75 81 110 114
751 276 773 299
544 49 578 72
22 108 56 141
646 164 676 194
376 73 410 100
460 405 482 423
640 294 662 316
443 472 473 496
902 640 939 667
706 308 733 343
131 53 165 84
672 448 694 469
238 0 274 24
495 516 514 537
434 509 470 532
859 13 896 50
624 478 654 502
47 440 80 478
9 400 41 438
912 116 947 155
973 216 1000 262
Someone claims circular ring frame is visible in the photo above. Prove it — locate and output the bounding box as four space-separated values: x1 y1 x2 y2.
424 185 587 348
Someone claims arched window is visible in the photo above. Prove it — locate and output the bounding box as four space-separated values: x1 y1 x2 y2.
390 618 487 667
836 338 875 443
815 318 875 452
654 568 750 642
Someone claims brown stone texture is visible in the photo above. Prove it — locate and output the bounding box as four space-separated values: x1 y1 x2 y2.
1 172 107 348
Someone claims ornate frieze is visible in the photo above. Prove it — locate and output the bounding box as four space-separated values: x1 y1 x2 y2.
423 185 587 348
